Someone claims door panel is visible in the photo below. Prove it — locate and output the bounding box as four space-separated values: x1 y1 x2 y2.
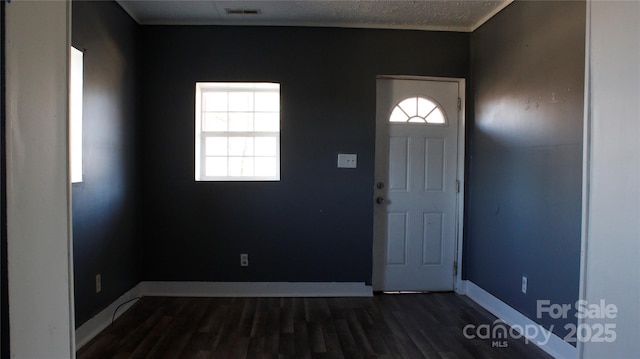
386 212 408 265
373 78 459 291
425 138 445 191
389 137 409 190
423 212 443 265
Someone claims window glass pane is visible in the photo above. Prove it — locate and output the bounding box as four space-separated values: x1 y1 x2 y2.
255 137 277 157
205 137 227 156
254 112 279 131
206 157 227 176
228 92 254 111
228 137 254 156
203 92 228 111
389 107 409 122
196 82 280 181
426 110 446 124
255 158 277 177
255 92 280 112
417 97 436 118
389 96 446 125
70 46 83 183
229 157 254 176
203 113 228 132
228 112 253 131
398 98 417 116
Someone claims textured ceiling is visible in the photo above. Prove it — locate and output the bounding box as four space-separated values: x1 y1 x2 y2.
117 0 513 32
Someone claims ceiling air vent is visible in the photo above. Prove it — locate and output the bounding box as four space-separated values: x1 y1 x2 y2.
225 8 262 15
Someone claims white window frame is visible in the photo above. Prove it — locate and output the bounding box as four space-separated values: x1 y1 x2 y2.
70 46 83 183
195 82 281 181
389 96 447 125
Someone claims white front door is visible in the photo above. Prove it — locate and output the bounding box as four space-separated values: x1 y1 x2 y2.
373 78 460 291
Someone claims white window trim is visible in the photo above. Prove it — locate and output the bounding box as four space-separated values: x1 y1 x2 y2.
195 82 281 181
70 46 83 183
389 96 447 125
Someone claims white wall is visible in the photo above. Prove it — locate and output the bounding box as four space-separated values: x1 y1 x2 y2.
5 1 75 358
581 1 640 358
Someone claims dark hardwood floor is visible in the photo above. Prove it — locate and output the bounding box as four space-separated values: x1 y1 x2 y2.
77 293 552 359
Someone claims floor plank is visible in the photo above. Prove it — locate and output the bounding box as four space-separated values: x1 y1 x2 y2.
77 293 553 359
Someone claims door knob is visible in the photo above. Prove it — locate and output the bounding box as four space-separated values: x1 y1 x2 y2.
376 197 385 204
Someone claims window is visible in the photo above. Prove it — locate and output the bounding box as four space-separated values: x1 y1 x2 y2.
389 96 446 124
70 46 83 183
195 82 280 181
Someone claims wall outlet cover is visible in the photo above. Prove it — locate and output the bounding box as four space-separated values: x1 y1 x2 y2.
96 274 102 293
337 154 357 168
240 253 249 267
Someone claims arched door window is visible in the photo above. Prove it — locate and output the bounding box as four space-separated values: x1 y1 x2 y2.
389 96 446 124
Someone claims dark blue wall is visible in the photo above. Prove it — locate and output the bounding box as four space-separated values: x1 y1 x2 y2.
72 1 140 326
466 1 585 338
71 1 586 339
139 26 469 283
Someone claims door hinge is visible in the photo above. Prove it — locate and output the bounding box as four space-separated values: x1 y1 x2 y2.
457 98 462 111
456 179 460 193
454 261 458 276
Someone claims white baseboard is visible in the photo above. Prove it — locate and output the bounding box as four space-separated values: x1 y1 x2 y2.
140 281 373 297
75 283 143 349
463 280 577 359
75 281 372 350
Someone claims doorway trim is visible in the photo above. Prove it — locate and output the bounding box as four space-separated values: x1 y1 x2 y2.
374 75 466 293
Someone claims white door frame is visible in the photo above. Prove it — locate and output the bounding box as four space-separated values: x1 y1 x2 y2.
6 1 76 357
374 75 466 293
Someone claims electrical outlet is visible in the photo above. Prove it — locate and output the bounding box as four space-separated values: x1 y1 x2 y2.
240 253 249 267
96 274 102 293
522 275 527 294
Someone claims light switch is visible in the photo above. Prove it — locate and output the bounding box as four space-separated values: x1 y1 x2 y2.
337 154 357 168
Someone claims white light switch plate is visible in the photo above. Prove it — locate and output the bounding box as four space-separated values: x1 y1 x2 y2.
337 154 357 168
